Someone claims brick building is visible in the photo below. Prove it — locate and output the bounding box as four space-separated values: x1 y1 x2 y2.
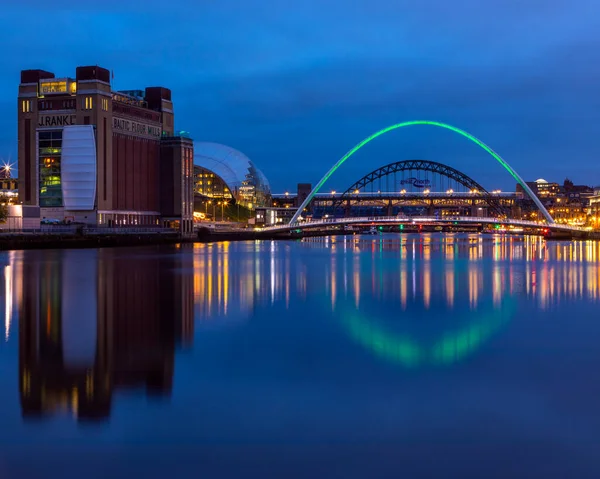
17 65 192 231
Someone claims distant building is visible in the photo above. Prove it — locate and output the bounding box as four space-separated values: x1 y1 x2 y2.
193 164 234 202
17 65 192 229
296 183 312 208
0 177 17 191
549 202 587 225
0 163 11 180
587 187 600 227
193 142 271 210
254 206 297 226
517 179 560 199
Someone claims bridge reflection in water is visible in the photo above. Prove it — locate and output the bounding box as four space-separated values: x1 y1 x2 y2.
13 248 194 422
190 235 600 366
2 235 600 419
191 236 600 319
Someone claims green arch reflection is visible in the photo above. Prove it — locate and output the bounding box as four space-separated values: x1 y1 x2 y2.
338 300 517 368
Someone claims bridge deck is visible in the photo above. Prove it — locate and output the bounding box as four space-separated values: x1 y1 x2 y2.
258 216 584 233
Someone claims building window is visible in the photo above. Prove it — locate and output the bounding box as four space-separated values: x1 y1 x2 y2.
101 98 109 111
38 130 63 207
83 96 93 110
21 100 31 113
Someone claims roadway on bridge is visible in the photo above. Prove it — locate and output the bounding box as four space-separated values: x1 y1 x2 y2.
258 216 583 234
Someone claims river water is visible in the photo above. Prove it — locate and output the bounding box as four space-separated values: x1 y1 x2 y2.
1 234 600 478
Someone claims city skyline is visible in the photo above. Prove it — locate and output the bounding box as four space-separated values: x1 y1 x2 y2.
1 0 600 192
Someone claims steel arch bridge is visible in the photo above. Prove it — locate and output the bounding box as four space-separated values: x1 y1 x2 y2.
330 159 508 217
341 160 486 195
290 121 554 225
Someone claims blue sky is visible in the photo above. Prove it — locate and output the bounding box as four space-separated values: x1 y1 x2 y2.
1 0 600 191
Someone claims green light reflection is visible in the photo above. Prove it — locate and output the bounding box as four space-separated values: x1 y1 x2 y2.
340 300 516 368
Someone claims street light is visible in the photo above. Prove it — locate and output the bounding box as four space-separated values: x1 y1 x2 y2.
222 201 228 221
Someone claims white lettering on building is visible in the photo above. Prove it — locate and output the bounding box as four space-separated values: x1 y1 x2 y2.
38 114 77 127
112 117 162 139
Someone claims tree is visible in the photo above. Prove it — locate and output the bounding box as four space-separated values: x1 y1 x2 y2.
0 203 7 223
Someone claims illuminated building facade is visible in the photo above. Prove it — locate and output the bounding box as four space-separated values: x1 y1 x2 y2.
17 65 192 227
194 165 233 201
0 162 17 195
0 178 17 192
193 142 271 209
517 179 561 200
549 203 587 225
587 187 600 228
0 162 12 180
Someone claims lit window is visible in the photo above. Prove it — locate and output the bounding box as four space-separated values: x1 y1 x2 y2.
21 100 31 113
84 96 93 110
101 98 109 111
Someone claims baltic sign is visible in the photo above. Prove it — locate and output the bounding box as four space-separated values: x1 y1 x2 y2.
38 114 77 127
400 177 431 188
113 117 162 139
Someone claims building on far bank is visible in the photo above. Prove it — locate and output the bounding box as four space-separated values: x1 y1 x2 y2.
0 162 17 192
254 206 297 226
17 65 193 232
0 178 17 192
517 179 560 200
193 142 271 211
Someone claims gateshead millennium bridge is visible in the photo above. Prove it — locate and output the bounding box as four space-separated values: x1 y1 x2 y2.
259 121 586 237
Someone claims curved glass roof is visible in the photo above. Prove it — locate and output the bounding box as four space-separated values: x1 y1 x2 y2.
193 142 270 199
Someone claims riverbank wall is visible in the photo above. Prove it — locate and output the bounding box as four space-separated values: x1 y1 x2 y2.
2 227 599 251
0 232 185 251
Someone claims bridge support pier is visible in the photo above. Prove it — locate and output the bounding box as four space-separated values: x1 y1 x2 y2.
344 200 351 218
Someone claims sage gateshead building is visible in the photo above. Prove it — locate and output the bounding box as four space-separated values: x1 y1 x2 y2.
17 65 194 233
193 142 271 209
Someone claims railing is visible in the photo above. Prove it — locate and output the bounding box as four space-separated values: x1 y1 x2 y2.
257 216 586 232
84 227 175 235
0 227 79 234
0 226 176 235
273 191 521 198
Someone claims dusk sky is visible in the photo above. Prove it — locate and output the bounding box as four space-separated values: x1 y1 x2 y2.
1 0 599 192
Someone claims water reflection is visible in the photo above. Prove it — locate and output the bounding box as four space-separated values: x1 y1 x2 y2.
188 235 600 366
14 248 193 422
300 234 600 307
1 234 600 421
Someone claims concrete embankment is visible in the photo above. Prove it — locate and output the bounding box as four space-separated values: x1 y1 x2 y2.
0 232 184 251
3 226 599 251
196 227 292 242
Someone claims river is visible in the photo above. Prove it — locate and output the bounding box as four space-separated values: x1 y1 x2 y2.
1 234 599 478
